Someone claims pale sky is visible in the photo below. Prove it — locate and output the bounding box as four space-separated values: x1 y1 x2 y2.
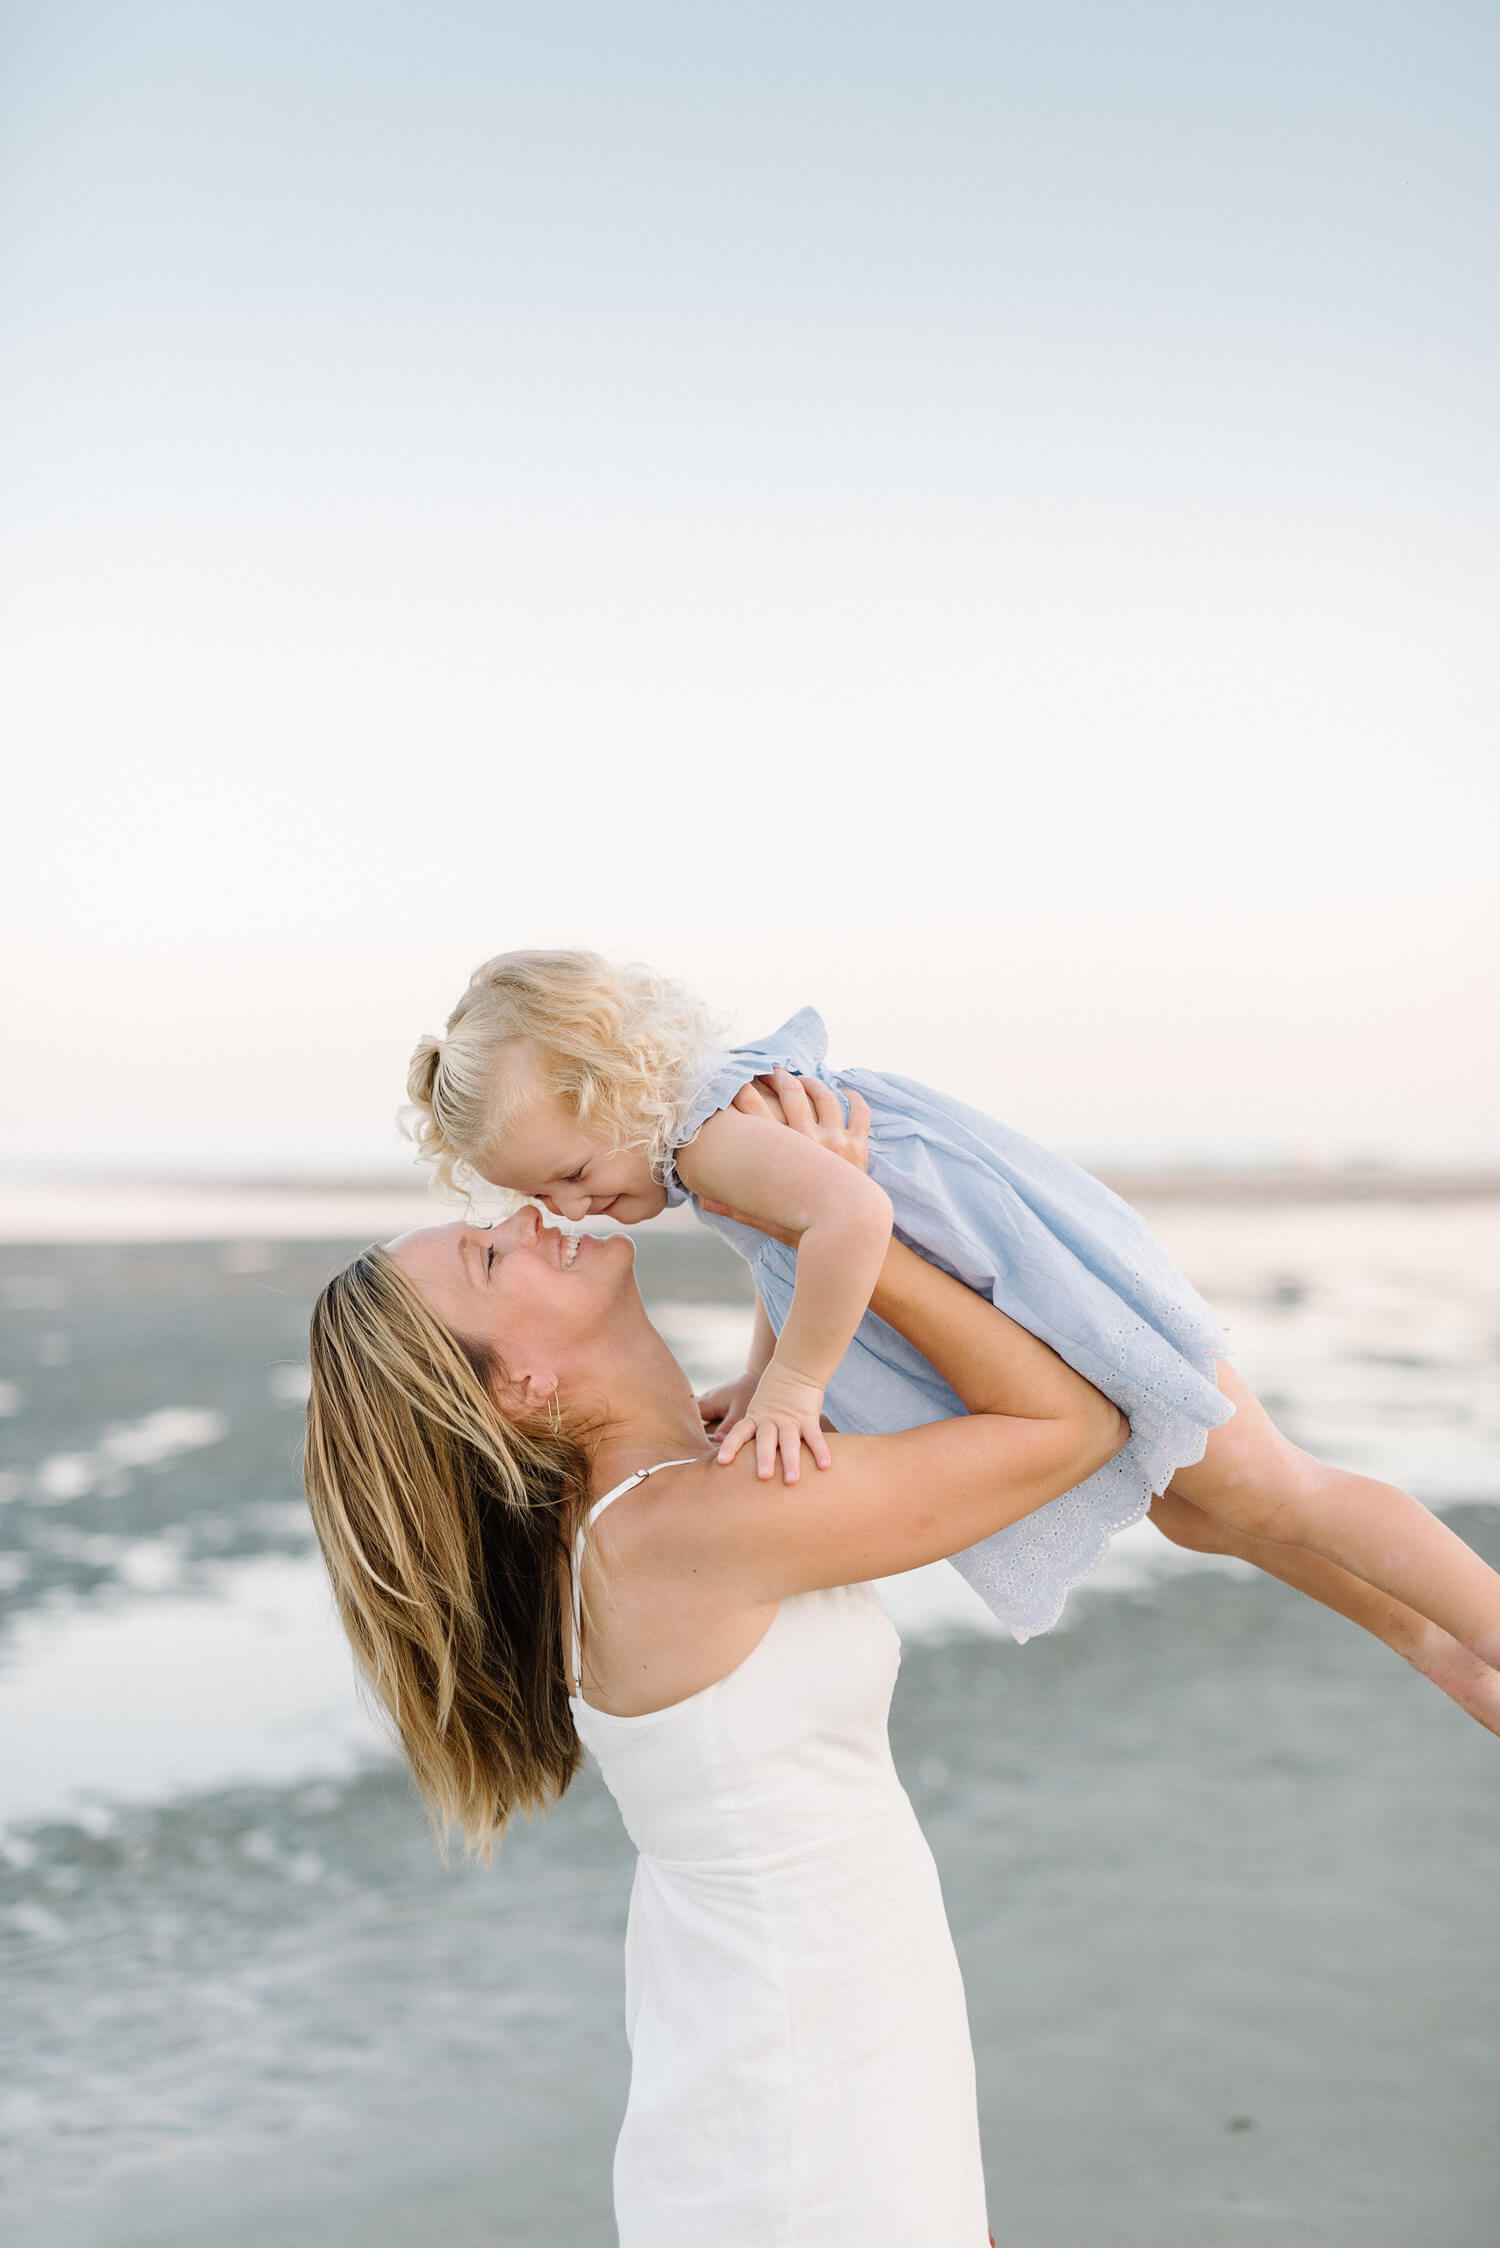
2 0 1496 1175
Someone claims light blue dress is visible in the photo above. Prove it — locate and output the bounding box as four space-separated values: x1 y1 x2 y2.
663 1008 1234 1641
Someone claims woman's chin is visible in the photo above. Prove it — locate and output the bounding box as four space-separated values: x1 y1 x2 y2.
581 1229 638 1280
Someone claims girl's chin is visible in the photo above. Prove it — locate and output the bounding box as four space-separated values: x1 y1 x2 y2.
604 1201 652 1227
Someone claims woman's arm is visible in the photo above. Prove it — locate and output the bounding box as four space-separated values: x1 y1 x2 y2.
868 1231 1105 1428
648 1226 1128 1603
674 1101 893 1481
694 1066 1101 1425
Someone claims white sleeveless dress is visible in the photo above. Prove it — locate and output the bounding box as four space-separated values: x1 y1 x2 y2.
570 1462 993 2247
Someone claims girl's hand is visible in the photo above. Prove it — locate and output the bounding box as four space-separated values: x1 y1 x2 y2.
715 1365 832 1484
696 1371 759 1439
730 1070 872 1175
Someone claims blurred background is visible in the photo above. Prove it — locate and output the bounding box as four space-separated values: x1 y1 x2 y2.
1 3 1496 2243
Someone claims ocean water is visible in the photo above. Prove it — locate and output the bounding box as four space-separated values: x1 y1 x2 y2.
2 1202 1498 2246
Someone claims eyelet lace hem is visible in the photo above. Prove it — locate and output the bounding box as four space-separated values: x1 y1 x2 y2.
948 1312 1232 1642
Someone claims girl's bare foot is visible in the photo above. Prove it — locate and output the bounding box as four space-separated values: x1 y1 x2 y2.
1406 1623 1500 1740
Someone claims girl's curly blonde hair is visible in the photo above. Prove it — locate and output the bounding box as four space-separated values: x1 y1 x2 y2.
405 949 719 1201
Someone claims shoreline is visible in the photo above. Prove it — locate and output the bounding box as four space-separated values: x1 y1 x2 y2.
2 1169 1498 1245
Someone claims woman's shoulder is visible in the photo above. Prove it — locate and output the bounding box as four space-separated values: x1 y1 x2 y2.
586 1455 761 1608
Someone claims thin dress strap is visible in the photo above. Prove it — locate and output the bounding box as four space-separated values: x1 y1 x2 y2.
569 1459 701 1697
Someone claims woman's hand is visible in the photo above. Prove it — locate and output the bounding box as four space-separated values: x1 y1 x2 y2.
698 1077 873 1240
697 1371 760 1440
729 1070 871 1175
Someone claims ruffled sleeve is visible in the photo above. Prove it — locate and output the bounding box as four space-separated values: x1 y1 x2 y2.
661 1007 830 1206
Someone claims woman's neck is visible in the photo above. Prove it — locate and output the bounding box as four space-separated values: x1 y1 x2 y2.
566 1324 713 1498
590 1412 712 1497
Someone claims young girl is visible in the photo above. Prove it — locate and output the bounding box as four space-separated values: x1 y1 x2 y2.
405 948 1500 1731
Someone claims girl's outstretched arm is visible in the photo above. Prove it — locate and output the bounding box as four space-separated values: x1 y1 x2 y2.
674 1095 892 1482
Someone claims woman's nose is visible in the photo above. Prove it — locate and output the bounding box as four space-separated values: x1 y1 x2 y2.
493 1207 541 1246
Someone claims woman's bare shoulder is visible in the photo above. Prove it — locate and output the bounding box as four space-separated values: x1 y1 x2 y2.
576 1461 780 1715
593 1453 746 1568
591 1451 803 1603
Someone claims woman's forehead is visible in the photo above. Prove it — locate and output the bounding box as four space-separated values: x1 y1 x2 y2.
384 1220 469 1280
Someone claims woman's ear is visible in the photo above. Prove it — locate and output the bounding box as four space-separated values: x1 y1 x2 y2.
505 1366 561 1415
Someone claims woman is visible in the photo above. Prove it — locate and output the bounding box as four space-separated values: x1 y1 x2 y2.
304 1092 1126 2246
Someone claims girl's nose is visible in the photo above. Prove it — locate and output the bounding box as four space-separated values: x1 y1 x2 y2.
553 1191 590 1221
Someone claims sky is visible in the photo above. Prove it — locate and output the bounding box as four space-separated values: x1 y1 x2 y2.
2 0 1496 1176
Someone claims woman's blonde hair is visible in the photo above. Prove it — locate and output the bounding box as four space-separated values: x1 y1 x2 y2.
405 948 717 1200
304 1244 595 1857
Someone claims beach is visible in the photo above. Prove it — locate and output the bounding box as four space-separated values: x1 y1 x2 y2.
2 1193 1498 2245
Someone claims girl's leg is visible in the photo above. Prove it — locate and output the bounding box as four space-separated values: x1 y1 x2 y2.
1166 1361 1500 1671
1149 1491 1500 1738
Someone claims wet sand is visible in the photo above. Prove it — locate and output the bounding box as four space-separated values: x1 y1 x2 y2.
3 1219 1497 2246
12 1517 1499 2248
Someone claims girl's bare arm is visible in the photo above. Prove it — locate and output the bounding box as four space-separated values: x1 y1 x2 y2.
696 1293 778 1436
674 1101 893 1481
